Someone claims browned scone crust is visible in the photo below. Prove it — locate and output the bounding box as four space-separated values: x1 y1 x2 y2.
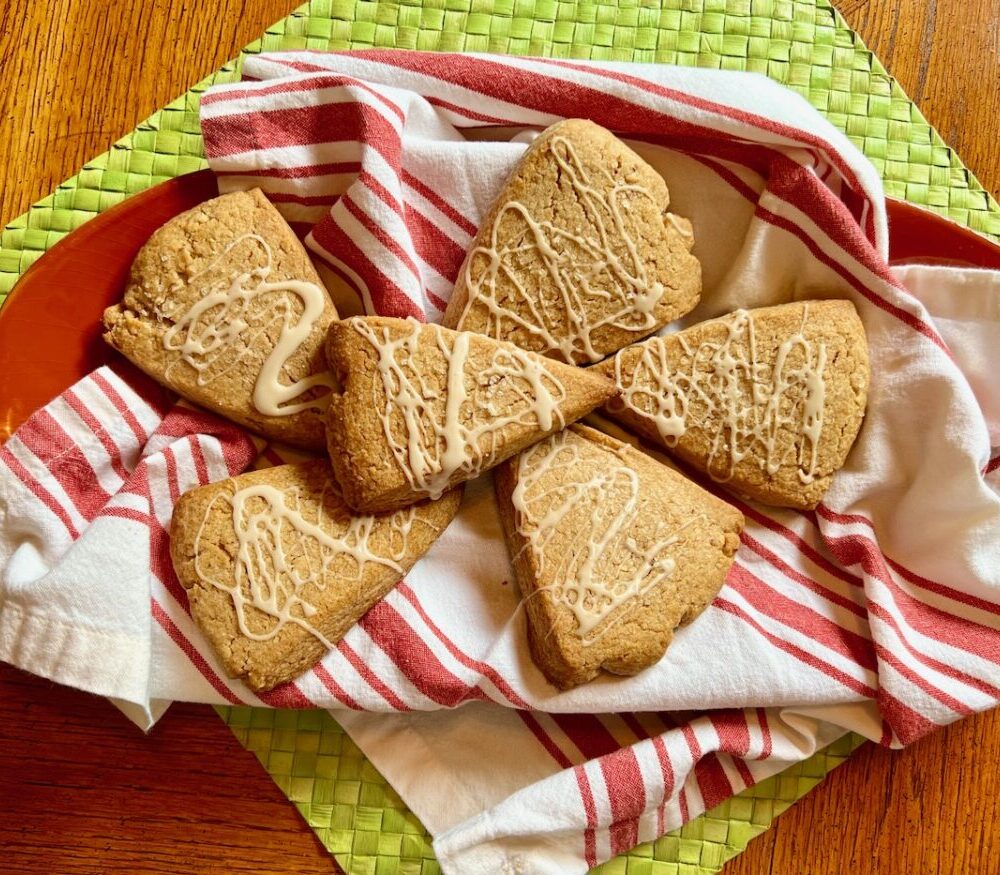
593 299 870 510
103 189 337 449
442 119 701 364
495 425 743 690
325 316 618 513
170 461 462 691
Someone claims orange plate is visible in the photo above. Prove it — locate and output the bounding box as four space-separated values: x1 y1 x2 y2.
1 171 999 441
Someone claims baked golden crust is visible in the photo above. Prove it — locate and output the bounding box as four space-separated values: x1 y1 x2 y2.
324 316 618 513
495 425 744 690
594 299 870 509
169 460 462 691
443 119 701 364
103 189 337 449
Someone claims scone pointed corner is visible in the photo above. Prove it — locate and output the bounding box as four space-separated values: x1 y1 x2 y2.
323 316 617 513
101 303 124 353
596 299 870 510
101 302 120 332
540 353 620 420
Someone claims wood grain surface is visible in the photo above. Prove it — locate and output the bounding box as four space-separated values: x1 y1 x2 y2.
0 666 337 874
840 0 1000 200
0 2 998 875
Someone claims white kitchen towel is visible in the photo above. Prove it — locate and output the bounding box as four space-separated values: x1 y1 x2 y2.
2 50 999 874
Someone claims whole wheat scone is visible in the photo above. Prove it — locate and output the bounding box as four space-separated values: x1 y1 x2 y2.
593 299 870 509
325 316 618 513
103 189 337 450
495 425 744 690
170 460 462 691
442 119 701 364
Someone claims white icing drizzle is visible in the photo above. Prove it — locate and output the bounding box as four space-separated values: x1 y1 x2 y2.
162 233 335 416
458 135 670 363
613 306 827 484
511 431 696 643
193 478 426 647
666 212 694 242
353 318 567 500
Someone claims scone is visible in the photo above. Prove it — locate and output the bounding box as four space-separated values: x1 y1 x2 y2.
442 118 701 364
593 300 870 509
325 316 617 512
103 189 337 450
495 425 744 690
169 461 462 691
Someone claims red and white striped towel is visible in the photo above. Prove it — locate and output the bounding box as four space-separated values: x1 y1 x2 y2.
2 50 999 874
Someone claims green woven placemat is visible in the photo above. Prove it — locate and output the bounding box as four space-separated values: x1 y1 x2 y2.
220 706 864 875
2 1 996 872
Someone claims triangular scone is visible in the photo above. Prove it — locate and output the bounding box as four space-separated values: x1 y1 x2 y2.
325 316 618 512
495 425 744 690
442 119 701 365
103 189 337 450
593 300 870 509
170 461 462 691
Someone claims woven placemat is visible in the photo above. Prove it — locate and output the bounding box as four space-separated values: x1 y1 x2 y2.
220 706 864 875
1 1 995 872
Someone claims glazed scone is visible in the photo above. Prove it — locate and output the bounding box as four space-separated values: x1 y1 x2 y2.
442 119 701 364
495 425 744 690
103 189 337 450
325 316 618 512
170 461 462 691
593 300 870 509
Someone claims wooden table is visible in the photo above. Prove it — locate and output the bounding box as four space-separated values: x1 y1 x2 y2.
1 2 997 873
